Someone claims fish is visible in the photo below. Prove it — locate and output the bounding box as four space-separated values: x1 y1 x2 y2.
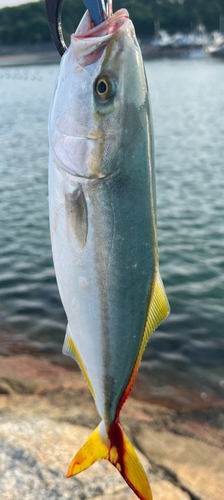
48 7 169 500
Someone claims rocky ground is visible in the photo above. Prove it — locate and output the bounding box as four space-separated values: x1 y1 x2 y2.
0 355 223 500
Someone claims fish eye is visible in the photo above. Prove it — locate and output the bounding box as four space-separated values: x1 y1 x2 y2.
94 74 116 103
96 79 108 96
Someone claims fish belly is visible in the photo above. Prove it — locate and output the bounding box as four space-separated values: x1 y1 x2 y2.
49 152 105 418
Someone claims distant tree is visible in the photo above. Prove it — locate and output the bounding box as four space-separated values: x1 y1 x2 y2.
61 0 85 45
0 1 51 44
0 0 223 45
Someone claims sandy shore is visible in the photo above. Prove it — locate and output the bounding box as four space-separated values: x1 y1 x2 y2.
0 354 223 500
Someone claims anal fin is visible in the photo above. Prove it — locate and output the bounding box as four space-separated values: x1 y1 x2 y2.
63 325 95 398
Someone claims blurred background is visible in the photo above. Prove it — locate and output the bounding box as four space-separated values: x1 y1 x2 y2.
0 0 224 411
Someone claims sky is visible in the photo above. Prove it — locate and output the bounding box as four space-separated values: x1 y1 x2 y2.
0 0 39 8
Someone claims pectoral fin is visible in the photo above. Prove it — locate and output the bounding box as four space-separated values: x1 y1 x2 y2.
65 184 88 248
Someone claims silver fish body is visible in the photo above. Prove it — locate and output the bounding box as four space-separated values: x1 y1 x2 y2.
48 9 169 500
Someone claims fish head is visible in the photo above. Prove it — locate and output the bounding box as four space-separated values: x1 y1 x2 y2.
49 9 149 179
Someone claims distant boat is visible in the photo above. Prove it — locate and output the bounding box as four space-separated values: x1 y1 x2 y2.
139 26 224 60
209 43 224 58
150 25 209 58
206 31 224 57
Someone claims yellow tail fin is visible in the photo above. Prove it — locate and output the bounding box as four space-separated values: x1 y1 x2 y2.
67 420 152 500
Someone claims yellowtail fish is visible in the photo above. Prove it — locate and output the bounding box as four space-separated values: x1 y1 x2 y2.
48 8 169 500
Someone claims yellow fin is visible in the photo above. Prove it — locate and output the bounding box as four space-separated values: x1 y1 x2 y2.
67 423 109 477
121 427 152 500
117 271 169 414
62 325 95 398
139 270 170 358
67 421 152 500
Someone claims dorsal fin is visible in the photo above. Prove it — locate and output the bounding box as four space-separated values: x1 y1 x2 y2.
65 185 88 248
139 270 170 356
117 270 170 415
63 324 95 398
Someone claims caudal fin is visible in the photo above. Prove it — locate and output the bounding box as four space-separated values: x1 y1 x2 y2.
67 420 152 500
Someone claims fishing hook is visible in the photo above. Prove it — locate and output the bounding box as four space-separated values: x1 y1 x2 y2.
45 0 108 57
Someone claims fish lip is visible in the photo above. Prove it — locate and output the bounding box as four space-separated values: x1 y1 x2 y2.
71 9 130 66
74 9 129 40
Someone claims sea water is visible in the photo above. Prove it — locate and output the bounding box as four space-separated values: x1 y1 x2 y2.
0 58 223 404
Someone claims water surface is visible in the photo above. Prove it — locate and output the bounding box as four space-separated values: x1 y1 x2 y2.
0 59 224 405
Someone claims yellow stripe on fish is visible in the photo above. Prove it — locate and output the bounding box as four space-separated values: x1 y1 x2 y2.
63 325 95 399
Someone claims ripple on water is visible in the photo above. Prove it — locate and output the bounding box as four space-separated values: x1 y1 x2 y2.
0 60 224 400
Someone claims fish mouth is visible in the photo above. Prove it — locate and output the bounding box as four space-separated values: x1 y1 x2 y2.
71 9 129 66
74 9 129 40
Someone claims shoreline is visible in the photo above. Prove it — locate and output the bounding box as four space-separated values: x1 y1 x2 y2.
0 42 60 67
0 42 212 67
0 331 224 416
0 352 224 416
0 51 60 67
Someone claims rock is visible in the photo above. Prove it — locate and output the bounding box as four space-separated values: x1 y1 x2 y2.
0 414 191 500
134 425 224 500
151 480 191 500
0 415 148 499
91 480 191 500
0 355 224 500
0 380 13 395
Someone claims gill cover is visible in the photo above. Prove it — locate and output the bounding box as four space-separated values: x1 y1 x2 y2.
67 421 152 500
